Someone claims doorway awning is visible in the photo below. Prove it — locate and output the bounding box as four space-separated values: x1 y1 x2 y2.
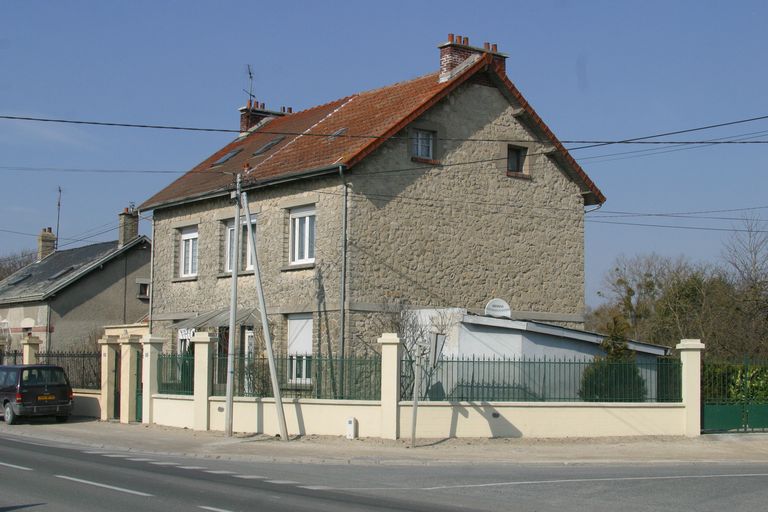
172 308 262 330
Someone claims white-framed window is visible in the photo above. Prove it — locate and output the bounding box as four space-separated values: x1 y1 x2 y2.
289 206 316 265
287 313 313 384
411 129 435 159
179 226 199 277
225 219 256 272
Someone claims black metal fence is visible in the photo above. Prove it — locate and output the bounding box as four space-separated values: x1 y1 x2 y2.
211 355 381 400
37 351 101 390
400 355 682 403
0 349 22 365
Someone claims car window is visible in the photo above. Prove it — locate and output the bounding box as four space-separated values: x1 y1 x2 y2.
0 369 10 387
21 368 68 386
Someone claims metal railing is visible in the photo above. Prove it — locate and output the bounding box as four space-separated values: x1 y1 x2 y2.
1 349 22 365
400 355 682 403
37 350 101 390
211 354 381 400
157 353 194 395
702 359 768 405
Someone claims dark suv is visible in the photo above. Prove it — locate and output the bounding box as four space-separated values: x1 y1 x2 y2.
0 365 74 424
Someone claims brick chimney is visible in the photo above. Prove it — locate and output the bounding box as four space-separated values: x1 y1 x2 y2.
438 34 507 83
37 227 56 261
118 206 139 248
239 99 289 136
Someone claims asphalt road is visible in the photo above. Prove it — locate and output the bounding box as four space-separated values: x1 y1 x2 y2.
1 432 768 511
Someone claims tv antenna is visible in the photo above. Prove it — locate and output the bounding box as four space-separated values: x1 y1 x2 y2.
55 186 62 250
243 64 255 104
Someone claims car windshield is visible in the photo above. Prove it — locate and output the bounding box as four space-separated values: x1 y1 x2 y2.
21 368 68 386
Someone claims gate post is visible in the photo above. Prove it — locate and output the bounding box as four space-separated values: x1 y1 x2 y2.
99 335 120 421
119 333 142 424
21 336 42 365
192 331 216 431
141 335 166 424
378 333 402 440
677 338 705 437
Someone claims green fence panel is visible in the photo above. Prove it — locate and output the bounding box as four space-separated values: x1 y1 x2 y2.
157 354 194 395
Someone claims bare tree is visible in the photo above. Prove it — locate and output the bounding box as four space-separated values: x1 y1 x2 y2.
0 249 35 282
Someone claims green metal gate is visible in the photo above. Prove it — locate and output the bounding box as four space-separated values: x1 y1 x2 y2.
702 359 768 432
135 349 143 423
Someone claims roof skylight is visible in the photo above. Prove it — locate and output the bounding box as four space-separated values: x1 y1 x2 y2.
327 127 348 141
210 148 242 167
49 266 76 280
6 273 30 286
253 136 285 156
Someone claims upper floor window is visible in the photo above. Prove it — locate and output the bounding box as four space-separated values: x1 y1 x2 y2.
179 226 198 277
507 146 527 175
225 219 256 272
411 129 435 159
289 205 316 265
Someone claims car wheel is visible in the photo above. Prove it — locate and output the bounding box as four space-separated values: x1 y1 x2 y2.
4 402 16 425
55 415 69 423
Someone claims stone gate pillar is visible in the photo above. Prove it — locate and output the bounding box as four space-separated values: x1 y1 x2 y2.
192 331 216 431
21 336 42 365
378 333 402 440
99 335 120 421
141 335 166 424
119 333 142 424
677 338 705 437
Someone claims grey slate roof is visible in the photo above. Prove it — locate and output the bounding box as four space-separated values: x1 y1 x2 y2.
0 236 150 305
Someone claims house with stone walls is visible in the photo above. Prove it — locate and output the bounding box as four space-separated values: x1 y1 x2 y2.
0 208 151 351
139 34 605 370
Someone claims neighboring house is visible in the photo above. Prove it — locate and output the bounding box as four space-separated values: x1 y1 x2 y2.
0 209 151 350
139 34 605 364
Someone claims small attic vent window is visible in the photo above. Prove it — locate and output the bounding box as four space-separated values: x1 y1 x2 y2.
253 136 285 156
327 128 347 141
7 273 30 285
49 266 76 280
211 148 242 167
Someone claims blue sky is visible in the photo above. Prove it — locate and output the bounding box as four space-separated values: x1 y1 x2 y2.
1 1 766 307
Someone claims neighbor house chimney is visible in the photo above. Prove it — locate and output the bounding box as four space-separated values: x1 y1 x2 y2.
37 227 56 261
238 98 289 136
438 33 507 83
118 207 139 248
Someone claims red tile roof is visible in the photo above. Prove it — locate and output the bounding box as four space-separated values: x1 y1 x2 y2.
140 55 604 211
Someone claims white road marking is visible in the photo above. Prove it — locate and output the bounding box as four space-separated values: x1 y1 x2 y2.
102 454 131 458
265 480 299 485
127 458 155 462
199 506 234 512
83 451 108 454
340 472 768 491
0 462 33 471
150 462 179 466
179 466 207 470
55 475 153 496
299 485 332 490
232 475 266 479
205 470 236 474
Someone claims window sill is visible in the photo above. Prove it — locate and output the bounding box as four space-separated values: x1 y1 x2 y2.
506 171 532 180
137 296 150 300
216 271 255 279
281 263 315 272
172 276 198 283
411 156 441 165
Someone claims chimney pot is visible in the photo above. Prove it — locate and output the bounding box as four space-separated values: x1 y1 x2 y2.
462 36 469 45
439 34 507 82
492 43 498 52
448 33 454 44
288 107 293 113
483 42 490 50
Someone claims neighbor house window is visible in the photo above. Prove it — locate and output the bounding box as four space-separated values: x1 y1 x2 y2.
225 219 256 272
289 206 316 265
287 313 313 384
411 129 435 159
179 226 199 277
137 281 150 299
507 146 527 174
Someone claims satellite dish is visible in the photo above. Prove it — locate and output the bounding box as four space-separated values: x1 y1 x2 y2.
485 298 511 318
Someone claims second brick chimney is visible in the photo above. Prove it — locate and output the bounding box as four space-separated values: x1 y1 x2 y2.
438 33 507 83
118 207 139 248
37 227 56 261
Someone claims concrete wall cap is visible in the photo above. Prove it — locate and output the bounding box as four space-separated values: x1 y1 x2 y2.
118 333 143 345
191 332 218 344
377 333 400 345
142 335 168 345
20 336 43 346
676 339 705 350
98 335 120 345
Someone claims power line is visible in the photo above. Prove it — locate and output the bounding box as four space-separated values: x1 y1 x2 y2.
587 220 768 233
3 113 768 146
